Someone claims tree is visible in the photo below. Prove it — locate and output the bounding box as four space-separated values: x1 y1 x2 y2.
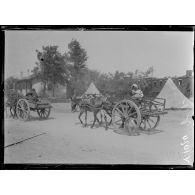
133 66 154 79
35 45 70 96
144 66 154 77
127 71 134 79
5 76 18 95
88 69 100 82
67 39 88 95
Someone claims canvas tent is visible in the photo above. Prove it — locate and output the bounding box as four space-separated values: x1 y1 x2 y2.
83 82 101 96
157 78 193 109
189 96 194 102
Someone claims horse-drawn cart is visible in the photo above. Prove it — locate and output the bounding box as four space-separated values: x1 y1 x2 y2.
6 91 52 121
16 98 52 121
111 97 168 131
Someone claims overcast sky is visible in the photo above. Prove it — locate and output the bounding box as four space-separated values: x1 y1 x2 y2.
5 30 194 79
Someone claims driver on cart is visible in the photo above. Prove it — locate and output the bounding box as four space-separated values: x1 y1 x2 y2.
26 88 39 102
131 83 143 100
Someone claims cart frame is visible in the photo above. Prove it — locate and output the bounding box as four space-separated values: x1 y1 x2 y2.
6 90 52 121
111 97 168 132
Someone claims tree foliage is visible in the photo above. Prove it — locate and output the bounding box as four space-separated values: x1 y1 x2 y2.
5 76 18 95
93 67 155 100
31 41 155 99
66 39 88 96
34 45 71 96
67 39 88 77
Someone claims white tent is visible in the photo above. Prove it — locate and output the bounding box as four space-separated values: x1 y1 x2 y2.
83 83 101 95
189 96 194 102
157 78 193 109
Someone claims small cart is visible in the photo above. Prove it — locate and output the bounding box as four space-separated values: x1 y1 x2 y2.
6 91 52 121
111 97 168 131
16 98 52 121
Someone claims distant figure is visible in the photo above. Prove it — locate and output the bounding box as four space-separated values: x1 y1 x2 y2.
131 84 143 99
70 96 78 112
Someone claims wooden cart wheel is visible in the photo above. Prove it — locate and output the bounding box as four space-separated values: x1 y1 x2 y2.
140 104 160 130
16 99 30 121
37 107 51 119
112 100 141 130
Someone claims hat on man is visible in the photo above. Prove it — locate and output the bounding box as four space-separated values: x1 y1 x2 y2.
132 84 138 89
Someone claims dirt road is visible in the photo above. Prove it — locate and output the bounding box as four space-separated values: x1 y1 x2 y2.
4 103 194 165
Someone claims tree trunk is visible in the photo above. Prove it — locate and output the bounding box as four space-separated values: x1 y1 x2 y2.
52 74 55 97
74 76 78 96
52 83 55 97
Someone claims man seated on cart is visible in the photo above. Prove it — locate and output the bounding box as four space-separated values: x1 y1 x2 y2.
131 84 143 99
26 88 39 102
130 83 144 107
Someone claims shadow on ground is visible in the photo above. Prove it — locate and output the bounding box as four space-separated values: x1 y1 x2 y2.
28 116 56 122
75 122 107 129
108 126 164 136
74 120 164 136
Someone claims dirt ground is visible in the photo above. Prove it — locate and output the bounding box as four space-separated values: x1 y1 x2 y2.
4 103 194 165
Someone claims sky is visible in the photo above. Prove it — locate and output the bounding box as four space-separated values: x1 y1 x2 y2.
5 30 194 79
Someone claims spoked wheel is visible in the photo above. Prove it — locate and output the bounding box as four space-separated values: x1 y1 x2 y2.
140 104 160 130
37 108 51 119
112 100 141 131
16 99 30 121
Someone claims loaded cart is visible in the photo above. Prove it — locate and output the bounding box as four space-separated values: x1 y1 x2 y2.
6 90 52 121
111 97 168 131
16 98 52 121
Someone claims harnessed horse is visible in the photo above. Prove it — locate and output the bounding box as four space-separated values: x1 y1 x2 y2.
71 94 116 129
78 96 110 129
5 90 21 118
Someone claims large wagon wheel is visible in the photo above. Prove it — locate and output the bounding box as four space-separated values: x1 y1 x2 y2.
112 100 141 131
16 99 30 121
140 104 160 130
37 107 51 119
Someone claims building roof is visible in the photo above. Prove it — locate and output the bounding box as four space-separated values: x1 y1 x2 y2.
16 74 37 82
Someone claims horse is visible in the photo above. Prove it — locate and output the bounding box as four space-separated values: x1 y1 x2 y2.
5 90 21 118
4 97 9 118
5 101 17 118
100 100 115 129
78 95 109 129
